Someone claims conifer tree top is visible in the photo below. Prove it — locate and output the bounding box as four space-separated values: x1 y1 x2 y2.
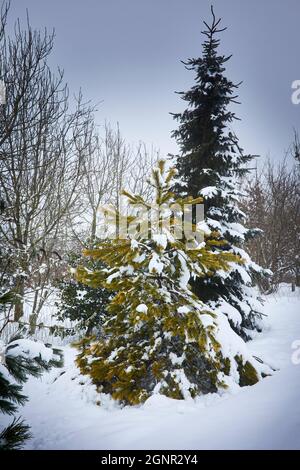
172 6 253 199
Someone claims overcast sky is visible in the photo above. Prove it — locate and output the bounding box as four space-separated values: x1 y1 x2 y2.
7 0 300 164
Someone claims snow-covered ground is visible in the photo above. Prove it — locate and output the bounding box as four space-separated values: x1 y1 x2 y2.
18 285 300 449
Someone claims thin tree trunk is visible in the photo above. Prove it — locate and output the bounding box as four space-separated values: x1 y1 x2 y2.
14 278 24 321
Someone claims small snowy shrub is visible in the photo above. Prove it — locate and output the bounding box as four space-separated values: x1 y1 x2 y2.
75 161 270 405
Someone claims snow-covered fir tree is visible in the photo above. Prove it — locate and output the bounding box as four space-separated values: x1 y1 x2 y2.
55 249 110 338
75 161 270 405
0 290 62 449
171 7 270 339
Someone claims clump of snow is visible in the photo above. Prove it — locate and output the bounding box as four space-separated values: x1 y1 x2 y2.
136 304 148 314
177 250 190 289
132 252 146 263
177 306 190 314
148 253 164 275
6 339 54 362
106 271 120 284
153 233 168 249
217 299 243 326
143 393 176 409
130 239 139 250
169 352 185 366
107 265 134 283
76 290 87 300
200 314 214 328
200 186 219 198
230 263 252 285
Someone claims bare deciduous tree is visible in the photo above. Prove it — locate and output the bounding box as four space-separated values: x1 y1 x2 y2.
242 144 300 292
72 122 158 245
0 2 158 336
0 4 95 327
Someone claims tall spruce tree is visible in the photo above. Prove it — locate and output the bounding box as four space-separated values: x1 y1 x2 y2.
171 7 269 339
75 161 270 405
